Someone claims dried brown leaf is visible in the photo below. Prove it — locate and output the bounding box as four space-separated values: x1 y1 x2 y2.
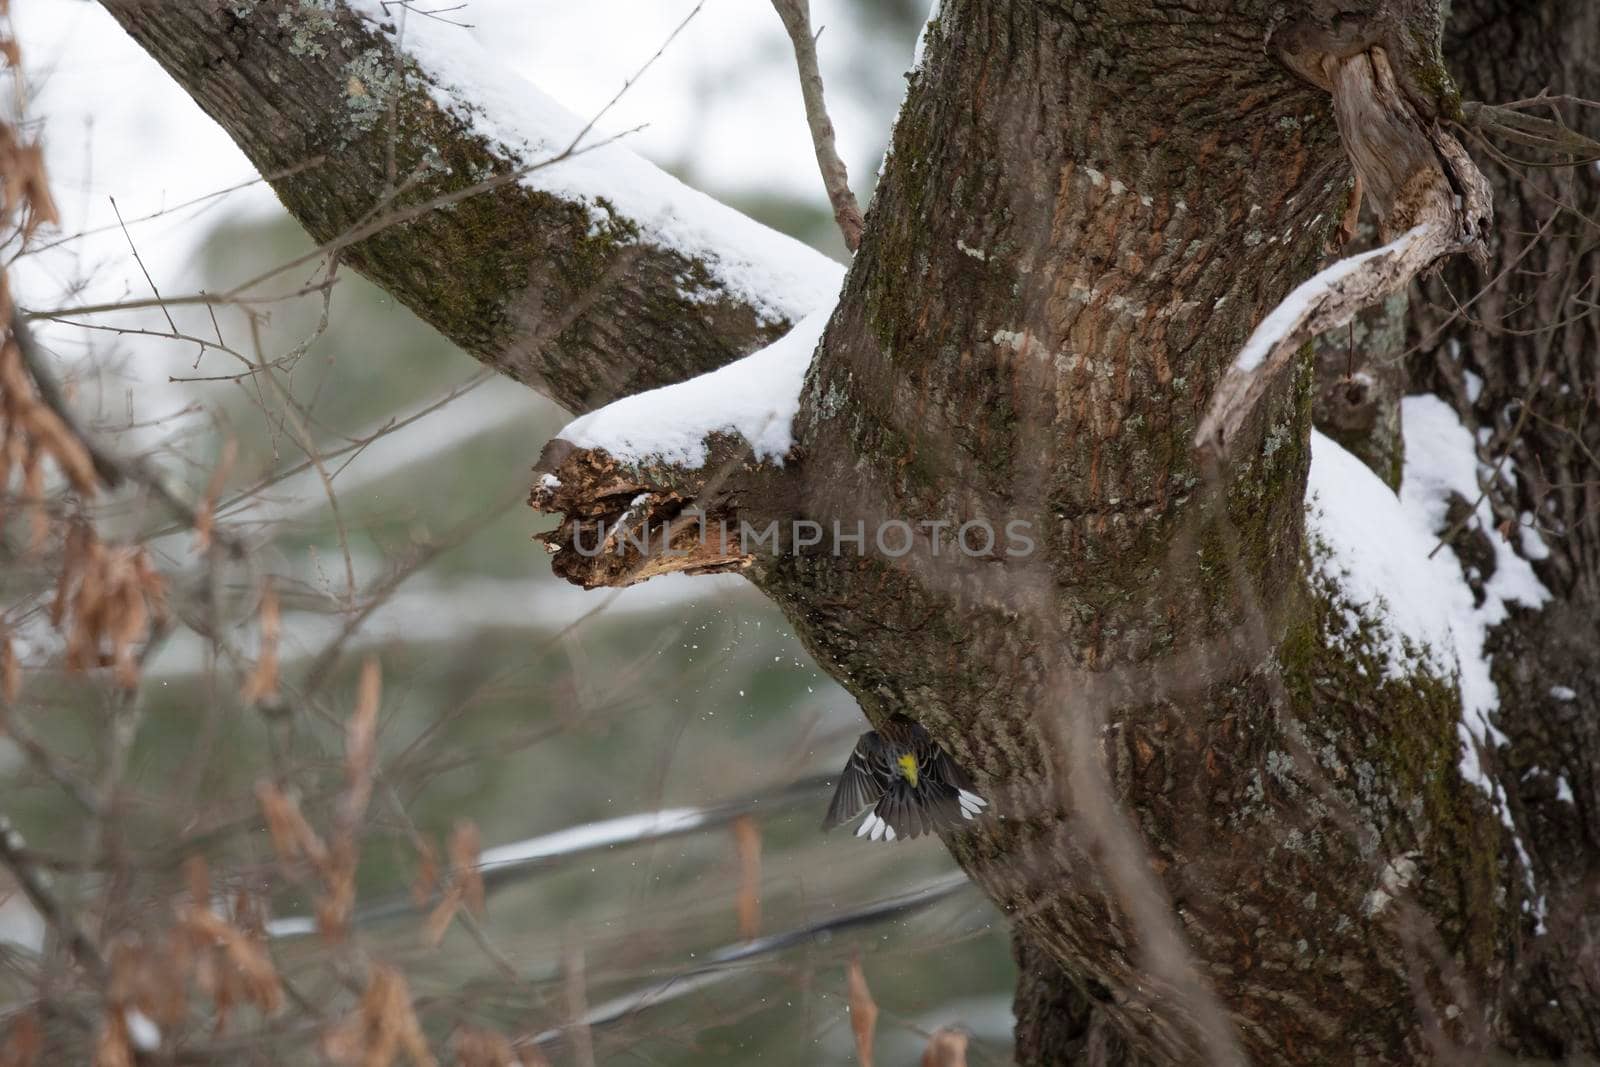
1 630 18 705
920 1028 969 1067
452 1029 518 1067
733 814 761 940
324 964 437 1067
423 885 461 948
846 956 878 1067
91 1014 132 1067
424 821 486 946
315 658 382 941
18 391 96 494
0 1012 42 1067
448 821 484 918
240 582 280 705
192 438 237 553
183 907 283 1017
254 780 328 870
344 657 381 810
16 144 59 241
184 855 211 909
411 836 440 908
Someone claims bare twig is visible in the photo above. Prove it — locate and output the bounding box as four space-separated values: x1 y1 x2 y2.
11 309 248 558
772 0 864 252
0 816 108 984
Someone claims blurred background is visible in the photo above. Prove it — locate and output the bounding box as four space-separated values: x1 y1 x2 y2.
0 1 1016 1062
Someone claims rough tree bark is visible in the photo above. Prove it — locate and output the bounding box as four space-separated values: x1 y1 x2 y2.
1408 0 1600 1056
97 0 1598 1062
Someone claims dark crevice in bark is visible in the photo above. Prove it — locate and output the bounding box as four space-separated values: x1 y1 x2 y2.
1311 220 1410 490
1012 927 1135 1066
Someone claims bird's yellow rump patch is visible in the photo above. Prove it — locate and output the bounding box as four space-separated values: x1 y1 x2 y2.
896 752 919 787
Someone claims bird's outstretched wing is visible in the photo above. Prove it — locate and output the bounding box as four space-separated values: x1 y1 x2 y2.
933 747 988 820
822 733 887 831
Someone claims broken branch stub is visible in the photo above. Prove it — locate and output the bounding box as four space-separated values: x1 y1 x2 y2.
529 307 828 588
529 436 786 590
1195 46 1492 459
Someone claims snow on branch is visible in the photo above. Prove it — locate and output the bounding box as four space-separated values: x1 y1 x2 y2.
557 308 829 470
1196 219 1448 455
102 1 846 415
343 0 843 327
1196 46 1493 459
529 309 832 588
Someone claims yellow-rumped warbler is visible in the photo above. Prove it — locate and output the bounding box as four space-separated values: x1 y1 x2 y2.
822 713 989 841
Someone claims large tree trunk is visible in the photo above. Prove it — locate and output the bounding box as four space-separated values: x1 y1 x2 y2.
769 3 1505 1062
96 0 1599 1062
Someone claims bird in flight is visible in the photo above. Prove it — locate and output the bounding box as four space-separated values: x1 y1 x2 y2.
823 713 988 841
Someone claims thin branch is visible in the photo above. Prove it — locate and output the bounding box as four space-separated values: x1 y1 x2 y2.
526 872 972 1051
11 309 247 558
108 195 180 340
772 0 864 252
0 816 108 984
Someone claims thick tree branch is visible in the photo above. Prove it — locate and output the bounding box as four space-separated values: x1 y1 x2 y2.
96 0 841 414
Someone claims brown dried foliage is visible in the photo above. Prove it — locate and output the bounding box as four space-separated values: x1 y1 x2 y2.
846 955 878 1067
921 1028 970 1067
0 112 58 244
0 1013 41 1067
323 964 437 1067
191 437 236 553
0 336 96 501
451 1028 548 1067
0 32 80 542
0 625 18 704
733 814 761 940
255 657 383 941
0 25 171 707
179 902 286 1024
83 861 283 1065
240 580 281 705
91 1012 132 1067
411 834 440 908
50 521 167 688
425 819 485 946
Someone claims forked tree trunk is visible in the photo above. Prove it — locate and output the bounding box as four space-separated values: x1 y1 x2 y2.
95 0 1599 1061
768 3 1504 1062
